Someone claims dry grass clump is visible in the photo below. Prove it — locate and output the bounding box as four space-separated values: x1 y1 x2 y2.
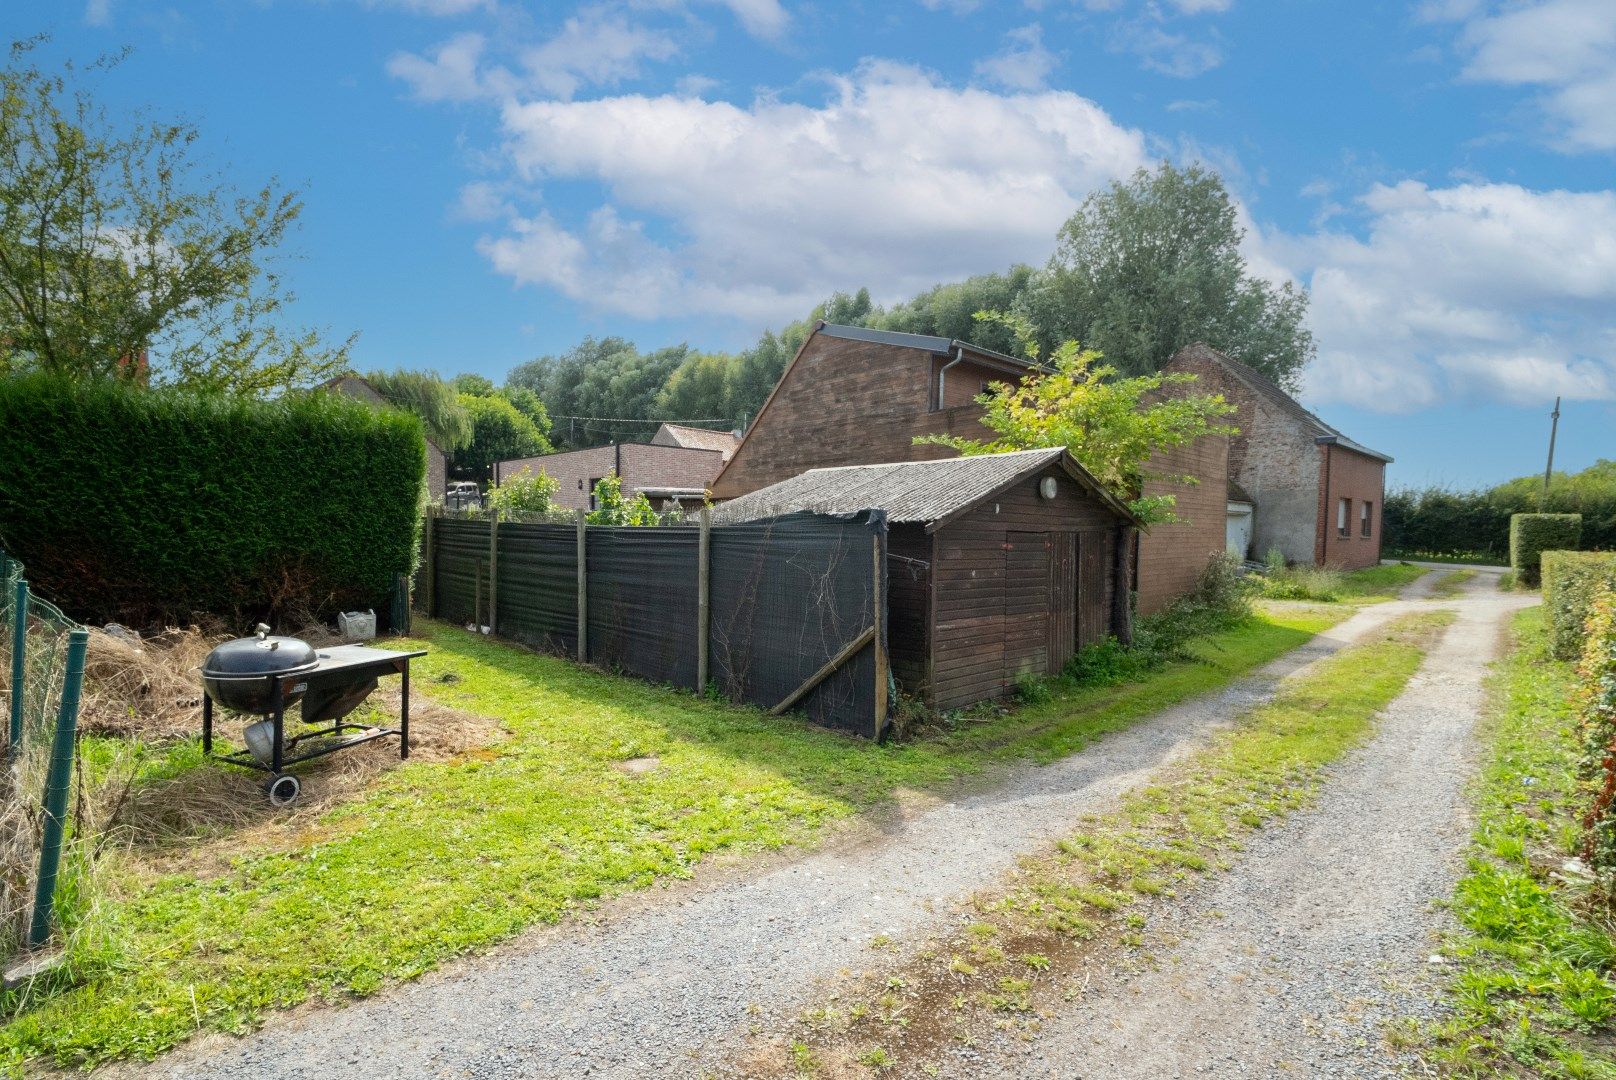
78 624 219 740
93 676 505 862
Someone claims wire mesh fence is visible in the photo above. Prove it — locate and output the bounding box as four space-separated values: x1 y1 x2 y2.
0 552 89 957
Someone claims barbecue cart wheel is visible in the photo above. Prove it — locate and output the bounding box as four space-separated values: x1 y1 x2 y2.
267 773 301 807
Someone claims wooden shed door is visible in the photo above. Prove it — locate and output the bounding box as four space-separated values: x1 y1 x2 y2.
1005 532 1051 682
1049 533 1078 670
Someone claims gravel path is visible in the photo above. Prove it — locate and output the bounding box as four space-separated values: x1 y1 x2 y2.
964 568 1533 1079
132 600 1422 1080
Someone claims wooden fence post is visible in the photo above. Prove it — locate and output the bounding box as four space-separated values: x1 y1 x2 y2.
576 509 588 662
487 509 500 635
697 505 710 690
872 535 888 737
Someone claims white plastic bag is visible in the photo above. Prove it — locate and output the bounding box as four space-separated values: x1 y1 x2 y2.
339 609 377 642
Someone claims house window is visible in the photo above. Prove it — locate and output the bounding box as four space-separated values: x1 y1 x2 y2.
587 477 603 510
1361 501 1373 537
1337 497 1350 538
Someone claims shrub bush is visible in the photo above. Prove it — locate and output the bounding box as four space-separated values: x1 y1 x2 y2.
0 374 425 627
1259 564 1345 603
1575 584 1616 875
1543 552 1616 660
1510 513 1582 587
487 468 560 515
1069 552 1253 686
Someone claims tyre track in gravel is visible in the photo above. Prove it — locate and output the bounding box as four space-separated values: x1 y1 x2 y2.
962 568 1532 1080
135 598 1427 1080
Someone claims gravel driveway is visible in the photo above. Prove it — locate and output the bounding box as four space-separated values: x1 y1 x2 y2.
130 598 1428 1080
961 568 1533 1079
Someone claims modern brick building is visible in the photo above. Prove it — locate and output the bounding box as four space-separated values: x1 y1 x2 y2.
709 322 1230 616
495 440 726 511
1163 344 1393 570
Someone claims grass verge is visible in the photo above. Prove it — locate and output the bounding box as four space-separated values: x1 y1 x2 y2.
1259 562 1429 605
738 609 1453 1078
1430 568 1479 600
0 606 1343 1072
1409 607 1616 1078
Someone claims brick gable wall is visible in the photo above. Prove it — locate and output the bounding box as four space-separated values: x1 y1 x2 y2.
1315 445 1386 569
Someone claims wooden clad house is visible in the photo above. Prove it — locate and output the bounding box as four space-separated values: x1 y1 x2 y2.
712 448 1142 712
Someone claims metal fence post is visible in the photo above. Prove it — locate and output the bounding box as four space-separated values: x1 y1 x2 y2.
9 577 27 752
28 627 88 949
697 506 710 691
487 509 500 636
576 510 588 662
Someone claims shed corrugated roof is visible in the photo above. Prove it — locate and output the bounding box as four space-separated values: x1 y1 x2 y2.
710 447 1139 528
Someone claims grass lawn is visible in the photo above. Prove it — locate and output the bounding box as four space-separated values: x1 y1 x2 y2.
0 605 1343 1071
1410 607 1616 1078
744 609 1453 1076
1385 549 1507 567
1337 562 1432 602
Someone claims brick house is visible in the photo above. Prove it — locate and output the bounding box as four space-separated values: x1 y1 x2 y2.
650 422 741 461
496 441 725 511
322 375 448 502
1163 344 1393 570
709 322 1230 614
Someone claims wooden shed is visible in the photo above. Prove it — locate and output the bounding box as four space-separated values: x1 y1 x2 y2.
712 447 1141 712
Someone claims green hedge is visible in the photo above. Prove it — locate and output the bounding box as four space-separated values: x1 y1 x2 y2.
0 375 426 627
1576 583 1616 874
1543 552 1616 660
1510 513 1582 586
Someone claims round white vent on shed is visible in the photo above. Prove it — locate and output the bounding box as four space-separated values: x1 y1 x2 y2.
1039 476 1058 500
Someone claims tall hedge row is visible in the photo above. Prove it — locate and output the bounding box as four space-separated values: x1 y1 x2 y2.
1511 513 1582 586
1576 583 1616 875
0 375 426 627
1543 552 1616 660
1384 462 1616 560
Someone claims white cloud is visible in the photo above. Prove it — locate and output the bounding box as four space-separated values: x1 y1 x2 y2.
388 32 496 102
521 11 680 98
1166 0 1231 12
975 24 1060 91
477 60 1149 321
1110 19 1223 78
84 0 114 26
1448 0 1616 151
716 0 790 39
388 10 680 103
1284 180 1616 410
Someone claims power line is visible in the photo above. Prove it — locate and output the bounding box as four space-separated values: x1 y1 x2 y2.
549 414 734 425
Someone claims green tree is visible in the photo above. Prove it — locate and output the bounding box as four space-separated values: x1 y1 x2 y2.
872 266 1038 356
916 313 1236 524
1025 162 1313 388
0 39 351 395
365 368 472 449
586 473 658 526
451 392 551 482
450 372 495 396
486 467 560 515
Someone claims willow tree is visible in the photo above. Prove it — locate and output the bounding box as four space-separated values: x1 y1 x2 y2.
0 39 350 395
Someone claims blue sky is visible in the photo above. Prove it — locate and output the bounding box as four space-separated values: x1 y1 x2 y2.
11 0 1615 489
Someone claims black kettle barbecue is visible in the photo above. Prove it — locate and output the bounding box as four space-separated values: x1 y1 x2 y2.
199 624 426 807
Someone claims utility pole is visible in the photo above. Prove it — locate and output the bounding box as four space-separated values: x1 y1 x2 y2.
1542 396 1561 505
